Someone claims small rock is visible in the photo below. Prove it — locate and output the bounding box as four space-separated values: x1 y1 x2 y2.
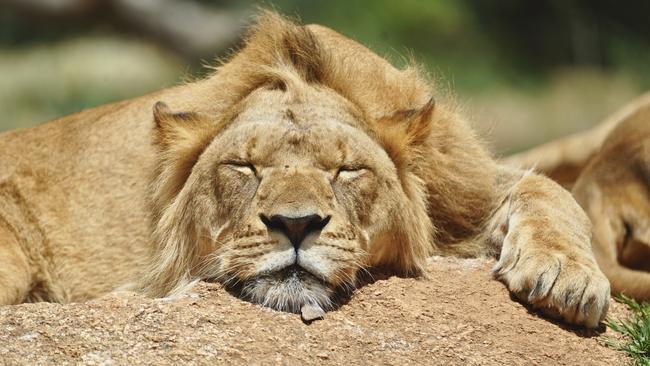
301 304 325 322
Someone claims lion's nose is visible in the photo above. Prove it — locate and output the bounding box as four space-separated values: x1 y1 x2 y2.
260 214 330 250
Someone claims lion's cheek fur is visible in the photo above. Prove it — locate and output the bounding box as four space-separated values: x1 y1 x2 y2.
365 172 432 276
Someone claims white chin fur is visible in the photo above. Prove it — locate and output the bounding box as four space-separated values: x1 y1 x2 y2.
240 268 333 313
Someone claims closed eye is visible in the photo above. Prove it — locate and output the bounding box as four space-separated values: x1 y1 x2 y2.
223 160 257 175
335 165 369 180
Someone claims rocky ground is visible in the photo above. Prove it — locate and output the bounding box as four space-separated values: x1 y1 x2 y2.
0 257 629 365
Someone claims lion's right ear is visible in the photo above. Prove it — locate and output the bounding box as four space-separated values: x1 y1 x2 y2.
152 101 217 151
151 101 219 211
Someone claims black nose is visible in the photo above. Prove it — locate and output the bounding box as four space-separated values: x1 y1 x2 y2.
260 214 330 250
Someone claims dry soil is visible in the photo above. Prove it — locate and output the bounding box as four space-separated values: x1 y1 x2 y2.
0 257 630 365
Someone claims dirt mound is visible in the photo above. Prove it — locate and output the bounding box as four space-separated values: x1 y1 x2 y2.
0 257 628 365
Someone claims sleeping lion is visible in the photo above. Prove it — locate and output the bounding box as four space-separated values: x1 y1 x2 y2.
0 12 609 327
506 93 650 301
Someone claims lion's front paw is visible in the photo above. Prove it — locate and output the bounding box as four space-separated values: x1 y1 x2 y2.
493 248 610 328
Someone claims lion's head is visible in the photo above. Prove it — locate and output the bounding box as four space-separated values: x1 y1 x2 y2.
137 12 444 313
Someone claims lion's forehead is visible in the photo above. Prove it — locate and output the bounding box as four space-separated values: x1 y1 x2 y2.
219 115 383 168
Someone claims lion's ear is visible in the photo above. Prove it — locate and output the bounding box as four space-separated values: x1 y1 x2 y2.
151 101 219 213
152 101 216 150
376 98 435 171
396 98 435 145
153 100 175 125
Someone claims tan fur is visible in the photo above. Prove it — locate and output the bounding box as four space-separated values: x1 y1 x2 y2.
0 11 609 327
509 94 650 300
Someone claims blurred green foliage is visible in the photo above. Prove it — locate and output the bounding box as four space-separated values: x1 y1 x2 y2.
229 0 650 91
0 38 182 131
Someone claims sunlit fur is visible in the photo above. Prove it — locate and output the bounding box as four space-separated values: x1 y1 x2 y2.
0 11 610 327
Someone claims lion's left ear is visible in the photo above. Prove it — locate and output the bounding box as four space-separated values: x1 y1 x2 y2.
375 98 435 173
151 101 219 212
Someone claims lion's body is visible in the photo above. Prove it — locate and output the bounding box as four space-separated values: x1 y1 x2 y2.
507 94 650 300
0 12 610 328
0 100 154 302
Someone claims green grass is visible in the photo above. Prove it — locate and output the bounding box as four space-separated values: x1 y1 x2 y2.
605 296 650 365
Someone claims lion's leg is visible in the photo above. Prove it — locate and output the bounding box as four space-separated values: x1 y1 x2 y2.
578 180 650 301
600 262 650 301
0 224 32 304
593 217 650 300
489 171 610 328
